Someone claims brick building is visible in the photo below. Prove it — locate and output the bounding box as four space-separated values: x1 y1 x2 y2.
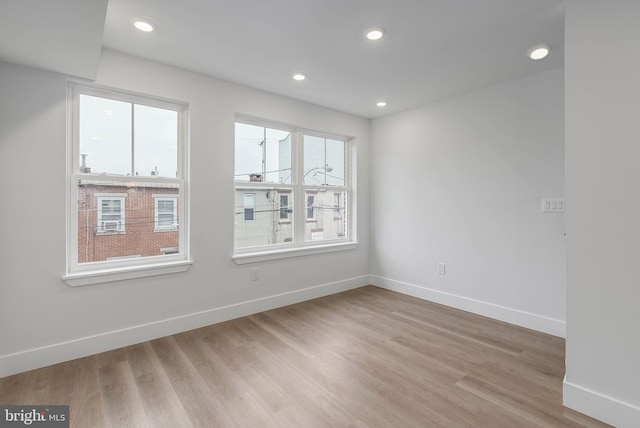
77 181 179 263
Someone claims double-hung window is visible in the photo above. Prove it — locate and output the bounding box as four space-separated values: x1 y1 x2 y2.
65 83 190 285
233 117 353 259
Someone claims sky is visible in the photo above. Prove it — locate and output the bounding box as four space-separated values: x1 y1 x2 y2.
78 96 345 186
235 122 345 186
79 94 178 178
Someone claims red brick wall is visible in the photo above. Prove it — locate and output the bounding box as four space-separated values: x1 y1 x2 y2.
77 184 179 263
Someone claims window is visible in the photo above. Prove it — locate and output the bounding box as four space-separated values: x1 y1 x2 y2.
65 83 190 285
97 196 125 233
279 194 290 220
243 193 255 221
234 117 352 257
306 194 316 220
155 196 178 231
302 135 348 243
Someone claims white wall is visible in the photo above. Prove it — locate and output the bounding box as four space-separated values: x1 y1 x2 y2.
0 50 370 377
370 69 566 336
564 1 640 426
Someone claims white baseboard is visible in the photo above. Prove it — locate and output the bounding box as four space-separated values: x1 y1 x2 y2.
0 276 369 378
564 376 640 427
370 275 566 338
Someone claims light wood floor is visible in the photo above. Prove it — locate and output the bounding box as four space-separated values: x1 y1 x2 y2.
1 286 610 427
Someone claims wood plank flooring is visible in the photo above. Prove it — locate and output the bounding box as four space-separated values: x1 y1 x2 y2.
0 286 611 427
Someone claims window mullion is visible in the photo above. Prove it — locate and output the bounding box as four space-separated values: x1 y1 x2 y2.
293 130 305 245
131 103 135 176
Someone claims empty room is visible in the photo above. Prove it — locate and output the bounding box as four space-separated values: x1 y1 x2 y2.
1 0 638 427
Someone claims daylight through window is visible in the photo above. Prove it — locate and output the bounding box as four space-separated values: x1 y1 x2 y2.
67 84 188 277
234 118 351 253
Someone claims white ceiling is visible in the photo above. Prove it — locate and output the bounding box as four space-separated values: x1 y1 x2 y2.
0 0 564 118
0 0 107 79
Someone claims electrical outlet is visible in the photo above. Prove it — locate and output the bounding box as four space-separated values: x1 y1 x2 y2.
250 268 260 281
542 198 565 213
438 263 446 275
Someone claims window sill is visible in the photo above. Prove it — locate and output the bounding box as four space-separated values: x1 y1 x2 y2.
232 241 357 265
97 230 126 235
63 260 193 287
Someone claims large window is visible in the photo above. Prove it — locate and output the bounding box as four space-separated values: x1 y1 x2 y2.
234 117 352 255
65 83 190 284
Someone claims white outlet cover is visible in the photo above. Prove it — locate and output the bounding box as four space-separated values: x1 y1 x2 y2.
542 198 565 213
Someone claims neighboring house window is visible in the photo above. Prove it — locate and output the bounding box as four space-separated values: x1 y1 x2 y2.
234 117 352 254
306 194 316 220
243 193 255 221
155 196 178 231
334 193 341 217
97 196 125 233
66 83 189 284
279 194 290 220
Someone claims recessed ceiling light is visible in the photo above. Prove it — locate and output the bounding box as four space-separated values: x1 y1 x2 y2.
527 44 550 60
366 28 385 41
134 20 155 32
292 73 306 81
376 101 387 107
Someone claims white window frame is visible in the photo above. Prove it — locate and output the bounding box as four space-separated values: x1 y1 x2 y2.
233 116 356 264
154 196 178 231
97 195 126 234
64 82 191 286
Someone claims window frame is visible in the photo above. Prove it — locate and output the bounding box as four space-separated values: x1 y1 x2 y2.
64 82 191 286
232 116 356 263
